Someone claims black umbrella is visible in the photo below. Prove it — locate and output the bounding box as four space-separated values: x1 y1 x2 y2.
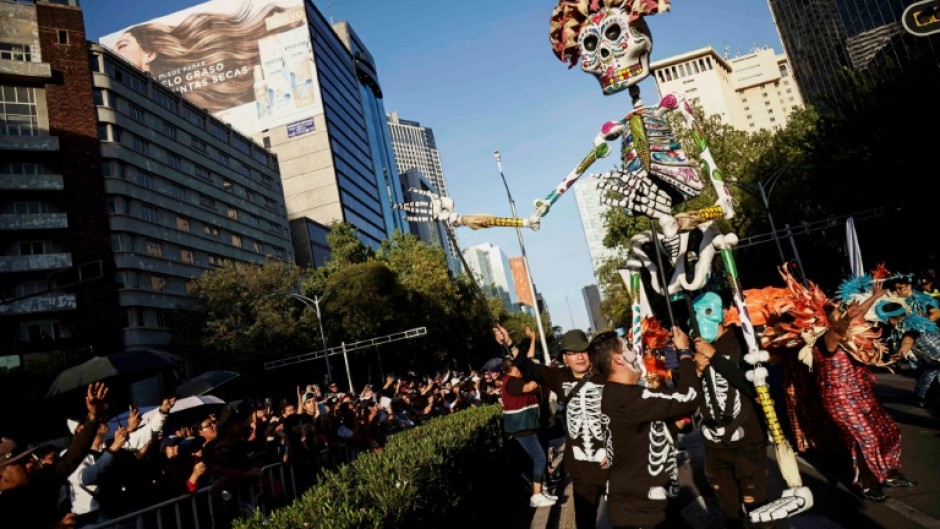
482 357 504 372
46 349 182 397
176 370 240 398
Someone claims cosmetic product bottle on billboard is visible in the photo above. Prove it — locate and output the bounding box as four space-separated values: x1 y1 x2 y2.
253 65 272 120
279 27 316 109
258 35 292 118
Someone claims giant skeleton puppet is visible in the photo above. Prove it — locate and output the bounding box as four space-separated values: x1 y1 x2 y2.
397 0 810 521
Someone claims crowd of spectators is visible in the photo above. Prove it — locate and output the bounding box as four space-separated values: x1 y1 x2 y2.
0 367 504 529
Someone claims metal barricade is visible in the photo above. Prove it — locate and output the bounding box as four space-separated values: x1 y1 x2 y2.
84 484 217 529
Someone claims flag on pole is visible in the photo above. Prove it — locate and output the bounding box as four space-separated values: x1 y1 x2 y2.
846 217 864 277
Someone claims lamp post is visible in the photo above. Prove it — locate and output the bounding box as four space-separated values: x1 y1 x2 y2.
494 149 551 365
726 166 809 286
725 166 788 264
290 293 332 383
290 268 370 391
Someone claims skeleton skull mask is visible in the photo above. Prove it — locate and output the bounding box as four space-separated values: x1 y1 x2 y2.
578 9 652 95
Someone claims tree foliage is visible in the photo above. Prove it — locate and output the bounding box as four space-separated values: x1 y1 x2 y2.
179 260 313 377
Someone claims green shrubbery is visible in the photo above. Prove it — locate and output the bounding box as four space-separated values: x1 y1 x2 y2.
234 405 517 529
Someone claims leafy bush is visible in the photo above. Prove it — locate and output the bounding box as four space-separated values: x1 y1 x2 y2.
234 405 515 529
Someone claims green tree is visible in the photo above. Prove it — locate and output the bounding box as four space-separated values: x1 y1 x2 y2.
179 260 312 377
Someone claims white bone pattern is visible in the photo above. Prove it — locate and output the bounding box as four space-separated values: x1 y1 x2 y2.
566 381 605 462
700 370 742 443
647 421 671 477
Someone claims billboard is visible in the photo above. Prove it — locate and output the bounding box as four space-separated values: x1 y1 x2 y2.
100 0 323 136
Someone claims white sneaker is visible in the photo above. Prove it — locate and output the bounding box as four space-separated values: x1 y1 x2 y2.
541 490 558 502
530 492 557 508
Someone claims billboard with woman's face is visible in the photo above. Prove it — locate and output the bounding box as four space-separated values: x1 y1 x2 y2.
100 0 322 136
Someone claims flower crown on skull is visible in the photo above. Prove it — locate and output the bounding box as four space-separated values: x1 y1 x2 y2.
550 0 670 68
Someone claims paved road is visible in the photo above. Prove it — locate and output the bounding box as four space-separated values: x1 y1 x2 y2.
528 370 940 529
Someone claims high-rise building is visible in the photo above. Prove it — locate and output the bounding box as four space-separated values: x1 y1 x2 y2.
386 111 460 264
651 46 804 133
332 21 408 239
463 243 518 313
582 284 606 333
574 180 622 279
399 168 460 273
100 0 394 254
767 0 936 107
1 0 122 368
91 42 293 350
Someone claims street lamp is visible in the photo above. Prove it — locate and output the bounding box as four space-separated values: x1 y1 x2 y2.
725 166 809 286
290 268 370 390
290 293 332 383
494 149 551 365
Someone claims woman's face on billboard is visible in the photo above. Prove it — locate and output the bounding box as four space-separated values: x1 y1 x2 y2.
114 32 154 72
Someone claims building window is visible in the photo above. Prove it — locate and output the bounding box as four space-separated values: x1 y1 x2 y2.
150 275 167 291
1 162 41 176
168 154 182 171
58 30 69 44
746 114 752 119
180 249 195 264
231 234 242 248
223 180 234 192
209 121 228 142
193 165 211 180
749 123 755 128
145 240 163 257
129 104 144 122
199 195 216 209
162 120 177 139
176 216 190 232
227 206 238 220
191 137 208 153
203 224 220 237
770 117 777 123
18 321 61 343
0 43 31 61
182 105 205 128
765 101 771 106
18 240 52 255
141 206 158 223
137 171 154 189
14 201 47 214
131 135 148 154
0 85 39 136
253 240 263 253
153 90 177 112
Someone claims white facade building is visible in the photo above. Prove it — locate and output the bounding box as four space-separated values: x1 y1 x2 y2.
651 46 805 133
574 181 622 279
462 243 518 313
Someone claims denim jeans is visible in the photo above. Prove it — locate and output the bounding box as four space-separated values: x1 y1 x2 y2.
514 433 547 482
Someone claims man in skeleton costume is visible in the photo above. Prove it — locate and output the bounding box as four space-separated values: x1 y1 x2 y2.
690 292 772 529
495 325 608 529
590 328 700 529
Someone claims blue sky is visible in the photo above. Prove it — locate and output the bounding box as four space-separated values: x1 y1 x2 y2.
82 0 784 332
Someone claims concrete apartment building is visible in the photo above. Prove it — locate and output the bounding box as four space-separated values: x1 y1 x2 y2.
100 0 403 270
1 0 122 367
0 0 293 368
651 46 804 133
90 42 292 349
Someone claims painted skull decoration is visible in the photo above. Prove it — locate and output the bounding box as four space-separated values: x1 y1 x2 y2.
578 10 652 94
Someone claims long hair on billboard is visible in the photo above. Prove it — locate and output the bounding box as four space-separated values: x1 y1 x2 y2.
114 2 304 112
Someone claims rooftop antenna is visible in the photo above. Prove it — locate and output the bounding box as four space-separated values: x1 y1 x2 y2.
328 3 334 25
723 44 730 59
